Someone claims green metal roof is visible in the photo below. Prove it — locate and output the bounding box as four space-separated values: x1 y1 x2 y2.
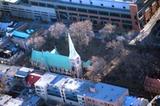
83 60 92 68
31 50 72 70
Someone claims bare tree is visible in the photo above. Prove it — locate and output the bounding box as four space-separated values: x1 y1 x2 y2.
85 56 106 81
27 36 46 49
0 76 6 93
91 56 106 72
69 20 94 47
48 22 67 39
99 24 116 41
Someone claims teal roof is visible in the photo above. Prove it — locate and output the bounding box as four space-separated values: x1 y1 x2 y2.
83 60 92 68
12 30 31 39
31 50 71 70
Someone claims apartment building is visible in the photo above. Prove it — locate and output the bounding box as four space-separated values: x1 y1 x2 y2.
35 72 129 106
0 64 149 106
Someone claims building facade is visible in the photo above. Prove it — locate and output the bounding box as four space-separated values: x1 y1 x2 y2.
0 0 56 22
35 72 129 106
0 0 160 31
0 64 149 106
53 0 160 31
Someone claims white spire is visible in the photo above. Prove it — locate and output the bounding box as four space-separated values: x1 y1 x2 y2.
68 33 80 59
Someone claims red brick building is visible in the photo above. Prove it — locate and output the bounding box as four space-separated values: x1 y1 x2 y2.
144 76 160 94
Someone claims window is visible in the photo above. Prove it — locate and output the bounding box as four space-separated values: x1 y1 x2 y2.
31 2 38 6
2 2 8 5
101 4 103 6
111 19 120 22
90 16 98 18
122 20 132 24
134 15 137 19
69 13 77 16
123 6 126 9
110 12 120 17
79 14 88 17
68 7 77 11
70 0 72 2
80 0 82 4
112 5 114 8
138 12 143 18
58 6 66 10
88 10 97 14
121 14 131 18
47 4 54 8
99 11 108 15
90 1 93 5
100 17 109 20
78 8 87 12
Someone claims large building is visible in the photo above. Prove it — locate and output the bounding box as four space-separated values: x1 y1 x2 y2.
0 64 149 106
0 0 56 22
31 34 83 78
34 72 129 106
0 0 160 31
53 0 160 30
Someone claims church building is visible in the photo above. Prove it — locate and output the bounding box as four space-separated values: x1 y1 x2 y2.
31 34 83 78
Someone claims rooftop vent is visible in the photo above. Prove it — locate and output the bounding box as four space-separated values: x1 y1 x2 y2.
89 87 96 93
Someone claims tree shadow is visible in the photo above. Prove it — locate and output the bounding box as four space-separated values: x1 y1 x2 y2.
101 46 160 99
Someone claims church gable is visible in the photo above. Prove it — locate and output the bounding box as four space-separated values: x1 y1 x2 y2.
50 48 59 54
31 50 72 70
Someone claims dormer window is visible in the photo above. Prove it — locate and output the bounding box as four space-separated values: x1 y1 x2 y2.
70 0 72 2
112 5 114 8
101 4 103 6
80 0 82 4
123 6 126 9
90 1 93 5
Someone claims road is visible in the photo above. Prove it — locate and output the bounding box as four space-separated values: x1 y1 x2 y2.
129 7 160 45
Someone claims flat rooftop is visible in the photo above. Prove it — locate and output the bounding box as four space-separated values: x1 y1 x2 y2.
47 73 128 103
0 0 20 3
85 82 128 102
3 98 23 106
35 73 57 87
0 94 12 106
37 0 135 3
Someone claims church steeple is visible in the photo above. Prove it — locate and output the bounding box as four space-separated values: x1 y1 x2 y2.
68 33 80 60
68 33 82 78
